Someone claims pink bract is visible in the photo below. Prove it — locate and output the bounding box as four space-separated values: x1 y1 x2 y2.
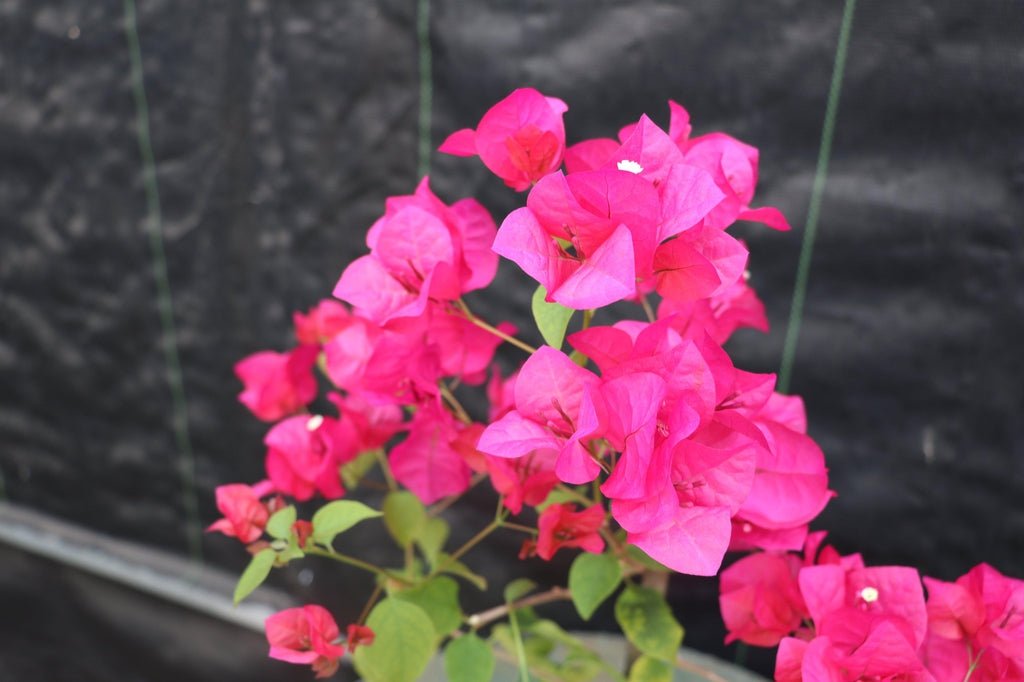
206 483 269 544
265 605 345 679
439 87 568 191
535 503 605 560
235 345 319 422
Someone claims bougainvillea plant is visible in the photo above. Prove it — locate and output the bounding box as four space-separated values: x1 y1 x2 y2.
211 88 1024 682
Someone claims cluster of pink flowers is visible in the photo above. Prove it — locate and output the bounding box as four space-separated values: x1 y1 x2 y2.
721 534 1023 680
208 87 1020 681
265 605 373 679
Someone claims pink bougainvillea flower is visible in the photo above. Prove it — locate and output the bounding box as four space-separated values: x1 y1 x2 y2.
265 605 345 679
719 551 807 646
487 449 560 515
652 224 749 303
732 417 833 546
389 401 473 505
235 345 319 422
206 483 270 544
326 391 404 454
680 131 791 231
264 414 356 502
924 563 1024 666
346 624 375 653
774 562 931 681
439 87 568 191
478 346 603 483
334 179 498 323
293 299 352 345
494 166 662 308
427 310 516 385
658 274 769 344
322 313 441 404
535 503 605 560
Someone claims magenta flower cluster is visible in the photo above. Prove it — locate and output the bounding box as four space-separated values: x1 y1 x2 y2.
208 88 1021 682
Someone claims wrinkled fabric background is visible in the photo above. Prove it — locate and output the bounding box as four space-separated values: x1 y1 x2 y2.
1 0 1022 679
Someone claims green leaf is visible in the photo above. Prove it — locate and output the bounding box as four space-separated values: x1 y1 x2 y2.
614 585 684 662
444 634 495 682
437 553 488 591
382 491 426 548
265 505 296 540
352 598 436 682
535 486 585 512
310 500 382 547
504 577 537 603
393 576 462 636
233 549 275 605
569 552 623 620
416 516 449 567
628 655 673 682
532 284 574 349
340 450 378 490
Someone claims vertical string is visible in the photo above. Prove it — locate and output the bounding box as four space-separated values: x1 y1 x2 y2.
123 0 203 563
778 0 857 394
417 0 433 179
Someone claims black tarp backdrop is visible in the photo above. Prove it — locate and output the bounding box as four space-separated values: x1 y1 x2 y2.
2 0 1023 679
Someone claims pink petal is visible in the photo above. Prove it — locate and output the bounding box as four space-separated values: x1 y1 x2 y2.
514 346 598 427
739 205 791 231
333 255 416 323
658 164 726 241
450 198 499 292
667 100 692 145
438 128 477 156
492 207 568 293
391 415 471 505
653 238 721 302
552 223 636 308
799 565 847 625
628 505 732 576
564 138 620 174
477 411 561 459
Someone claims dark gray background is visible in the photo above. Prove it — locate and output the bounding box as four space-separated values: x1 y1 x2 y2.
2 0 1022 679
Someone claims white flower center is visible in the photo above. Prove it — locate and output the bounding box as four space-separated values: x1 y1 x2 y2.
742 523 753 533
306 414 324 431
860 586 879 603
617 159 643 174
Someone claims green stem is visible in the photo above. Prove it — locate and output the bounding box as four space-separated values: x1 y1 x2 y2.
582 308 594 330
502 522 538 536
639 294 656 323
305 546 407 583
555 484 595 507
373 449 398 491
440 383 472 424
456 300 538 354
508 607 531 682
448 520 501 564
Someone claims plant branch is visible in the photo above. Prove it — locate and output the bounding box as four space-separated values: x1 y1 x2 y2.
372 449 398 491
674 655 729 682
465 586 571 629
440 382 472 424
456 299 538 354
357 582 383 625
305 546 410 585
639 294 656 323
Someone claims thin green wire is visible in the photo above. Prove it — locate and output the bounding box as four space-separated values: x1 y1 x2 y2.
778 0 857 394
123 0 203 564
417 0 433 179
